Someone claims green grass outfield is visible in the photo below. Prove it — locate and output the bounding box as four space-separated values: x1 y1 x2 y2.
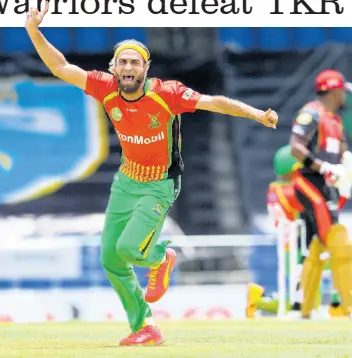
1 319 352 358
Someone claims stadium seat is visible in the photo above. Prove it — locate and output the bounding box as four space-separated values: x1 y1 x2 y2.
294 28 327 48
41 28 73 52
330 28 352 43
258 28 292 51
218 28 254 50
74 28 110 53
1 28 34 53
112 28 147 45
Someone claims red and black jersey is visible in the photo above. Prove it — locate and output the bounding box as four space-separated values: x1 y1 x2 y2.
292 100 346 172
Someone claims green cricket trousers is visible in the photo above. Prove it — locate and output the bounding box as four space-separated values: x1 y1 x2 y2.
100 171 180 333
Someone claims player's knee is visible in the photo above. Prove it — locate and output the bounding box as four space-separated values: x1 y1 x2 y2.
116 241 136 262
115 241 128 259
100 246 114 271
326 224 352 254
100 239 124 270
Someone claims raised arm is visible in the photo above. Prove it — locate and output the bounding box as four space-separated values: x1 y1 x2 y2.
195 95 278 129
25 1 87 90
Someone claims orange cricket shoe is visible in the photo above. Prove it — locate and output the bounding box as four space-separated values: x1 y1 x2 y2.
145 248 177 303
119 325 164 346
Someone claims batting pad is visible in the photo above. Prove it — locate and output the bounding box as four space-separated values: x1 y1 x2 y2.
301 238 326 318
327 224 352 316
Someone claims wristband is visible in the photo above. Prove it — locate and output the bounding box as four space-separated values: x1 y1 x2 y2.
303 152 317 169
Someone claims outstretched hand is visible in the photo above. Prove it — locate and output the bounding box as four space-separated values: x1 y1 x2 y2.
25 0 49 31
261 109 278 129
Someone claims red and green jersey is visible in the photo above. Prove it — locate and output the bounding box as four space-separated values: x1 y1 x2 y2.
85 71 201 182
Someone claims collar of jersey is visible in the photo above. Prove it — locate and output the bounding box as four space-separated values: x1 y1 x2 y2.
119 78 151 103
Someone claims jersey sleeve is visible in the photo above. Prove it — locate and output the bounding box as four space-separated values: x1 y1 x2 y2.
84 70 116 103
291 108 320 140
161 81 201 115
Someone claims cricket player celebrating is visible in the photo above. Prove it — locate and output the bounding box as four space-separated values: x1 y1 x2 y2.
25 1 278 346
290 69 352 319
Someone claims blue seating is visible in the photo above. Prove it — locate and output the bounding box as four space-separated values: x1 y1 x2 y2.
294 28 327 48
218 28 254 50
111 28 147 45
41 28 72 52
74 28 110 53
330 28 352 43
258 28 292 51
1 28 33 53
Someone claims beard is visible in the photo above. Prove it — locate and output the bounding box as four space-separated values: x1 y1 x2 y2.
117 73 145 94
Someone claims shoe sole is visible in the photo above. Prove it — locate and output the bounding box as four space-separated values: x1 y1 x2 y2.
145 249 176 303
119 338 165 347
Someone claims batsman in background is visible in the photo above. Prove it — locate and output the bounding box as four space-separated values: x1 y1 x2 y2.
290 69 352 319
246 145 345 318
25 1 278 346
